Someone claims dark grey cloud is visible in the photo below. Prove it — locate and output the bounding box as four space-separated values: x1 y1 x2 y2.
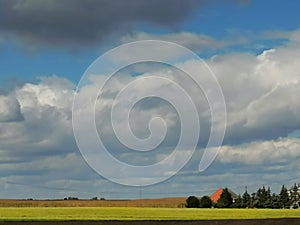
0 0 202 48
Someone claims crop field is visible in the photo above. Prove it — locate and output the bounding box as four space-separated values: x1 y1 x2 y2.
0 198 186 208
0 207 299 221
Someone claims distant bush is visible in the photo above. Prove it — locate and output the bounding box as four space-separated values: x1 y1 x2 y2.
186 196 200 208
64 197 79 200
199 196 212 208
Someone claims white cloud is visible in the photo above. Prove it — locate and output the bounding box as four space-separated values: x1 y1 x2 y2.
206 35 300 142
217 137 300 165
0 77 75 160
0 95 23 122
262 29 300 44
1 29 300 198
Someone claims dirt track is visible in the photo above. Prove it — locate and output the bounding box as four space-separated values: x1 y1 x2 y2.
1 219 300 225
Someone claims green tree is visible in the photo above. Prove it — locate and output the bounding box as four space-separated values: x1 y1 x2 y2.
260 186 268 208
199 196 212 208
263 187 273 208
186 196 200 208
250 192 256 208
242 188 251 208
253 187 262 208
232 194 242 208
271 193 280 209
255 186 268 208
290 183 300 209
217 188 233 208
278 185 290 208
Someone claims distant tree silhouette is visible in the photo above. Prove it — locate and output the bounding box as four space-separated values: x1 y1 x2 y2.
186 196 200 208
199 196 212 208
242 187 251 208
232 194 242 208
290 183 300 209
279 185 290 208
271 193 280 209
263 187 273 208
216 188 233 208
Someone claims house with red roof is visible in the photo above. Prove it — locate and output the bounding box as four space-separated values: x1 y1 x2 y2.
210 188 238 203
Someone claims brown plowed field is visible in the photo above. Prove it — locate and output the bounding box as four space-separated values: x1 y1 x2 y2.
0 198 186 208
0 219 300 225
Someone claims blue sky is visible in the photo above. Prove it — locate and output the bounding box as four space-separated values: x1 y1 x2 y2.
1 0 299 85
0 0 300 199
185 0 300 33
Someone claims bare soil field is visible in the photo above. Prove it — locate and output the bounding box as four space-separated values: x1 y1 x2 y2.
0 198 186 208
0 219 300 225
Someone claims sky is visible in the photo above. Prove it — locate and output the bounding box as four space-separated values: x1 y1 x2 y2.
0 0 300 199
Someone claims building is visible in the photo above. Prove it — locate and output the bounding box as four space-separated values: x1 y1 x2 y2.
210 188 238 203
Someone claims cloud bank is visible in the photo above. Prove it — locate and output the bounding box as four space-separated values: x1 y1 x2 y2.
1 29 300 198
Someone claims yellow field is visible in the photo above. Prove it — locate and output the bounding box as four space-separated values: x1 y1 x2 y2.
0 207 299 221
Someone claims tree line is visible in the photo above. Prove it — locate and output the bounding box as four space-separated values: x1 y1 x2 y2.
186 183 300 209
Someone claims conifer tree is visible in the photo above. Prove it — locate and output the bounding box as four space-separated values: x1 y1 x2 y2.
217 188 233 208
242 187 251 208
278 185 290 208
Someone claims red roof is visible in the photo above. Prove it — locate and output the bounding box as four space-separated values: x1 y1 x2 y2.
210 188 223 203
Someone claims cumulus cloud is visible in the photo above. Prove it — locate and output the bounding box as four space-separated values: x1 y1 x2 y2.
1 28 300 197
0 77 75 161
0 0 202 49
71 30 300 184
217 137 300 165
0 95 24 122
206 31 300 143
